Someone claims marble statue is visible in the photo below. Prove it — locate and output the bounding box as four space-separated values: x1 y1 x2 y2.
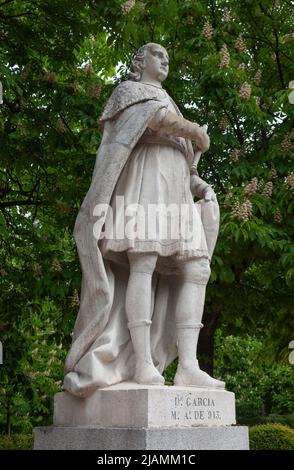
63 42 225 397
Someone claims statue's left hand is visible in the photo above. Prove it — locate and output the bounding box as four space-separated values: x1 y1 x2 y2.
203 186 217 202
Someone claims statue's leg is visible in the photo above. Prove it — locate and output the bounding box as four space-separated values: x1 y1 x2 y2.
126 252 164 385
174 257 225 389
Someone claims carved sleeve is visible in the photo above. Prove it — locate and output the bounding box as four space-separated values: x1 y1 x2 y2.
148 108 210 153
190 174 211 199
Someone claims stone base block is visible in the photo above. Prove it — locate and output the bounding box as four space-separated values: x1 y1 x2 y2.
54 382 236 428
34 425 249 450
35 382 248 450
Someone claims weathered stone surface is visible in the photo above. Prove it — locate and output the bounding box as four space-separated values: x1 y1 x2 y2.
63 43 222 397
34 425 249 450
54 383 236 428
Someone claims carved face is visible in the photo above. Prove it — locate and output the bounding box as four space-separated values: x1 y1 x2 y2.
143 45 169 82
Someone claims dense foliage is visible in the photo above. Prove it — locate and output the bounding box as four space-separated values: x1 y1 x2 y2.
214 334 294 418
0 433 33 450
0 0 293 433
249 424 294 450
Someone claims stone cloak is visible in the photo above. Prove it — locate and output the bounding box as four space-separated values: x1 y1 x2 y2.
63 81 218 397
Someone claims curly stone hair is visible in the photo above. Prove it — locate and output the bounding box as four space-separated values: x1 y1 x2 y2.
128 43 168 81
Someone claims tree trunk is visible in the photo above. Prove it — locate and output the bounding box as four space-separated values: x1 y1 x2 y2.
198 298 223 376
263 394 273 416
6 401 11 436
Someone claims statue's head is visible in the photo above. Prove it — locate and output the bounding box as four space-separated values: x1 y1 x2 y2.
128 43 169 83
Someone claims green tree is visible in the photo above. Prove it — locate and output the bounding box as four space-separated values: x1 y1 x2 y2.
214 333 294 418
0 0 293 431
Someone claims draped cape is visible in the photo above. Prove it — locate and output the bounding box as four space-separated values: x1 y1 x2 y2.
63 81 219 397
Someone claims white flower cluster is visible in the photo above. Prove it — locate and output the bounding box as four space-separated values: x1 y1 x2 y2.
202 21 213 39
121 0 136 14
285 172 294 191
274 209 282 224
244 177 258 196
70 289 80 308
238 63 246 71
230 148 240 162
235 34 246 52
262 181 273 197
253 69 262 85
139 2 145 13
224 192 233 207
84 63 93 75
269 168 278 180
231 199 253 221
222 8 231 22
219 44 230 69
281 131 294 154
51 258 62 272
239 82 252 100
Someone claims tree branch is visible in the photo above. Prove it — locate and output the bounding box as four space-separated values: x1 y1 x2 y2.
0 0 14 7
215 92 244 146
0 10 34 19
0 200 42 208
273 29 285 89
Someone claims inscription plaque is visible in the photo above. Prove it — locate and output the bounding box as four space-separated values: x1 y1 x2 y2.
54 384 236 428
170 391 225 426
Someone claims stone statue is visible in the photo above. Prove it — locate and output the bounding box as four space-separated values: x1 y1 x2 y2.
63 42 225 397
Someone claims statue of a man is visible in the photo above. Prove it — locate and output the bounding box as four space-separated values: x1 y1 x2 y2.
63 43 225 397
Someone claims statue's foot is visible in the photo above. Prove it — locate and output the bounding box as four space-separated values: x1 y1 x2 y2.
174 364 225 389
134 362 165 385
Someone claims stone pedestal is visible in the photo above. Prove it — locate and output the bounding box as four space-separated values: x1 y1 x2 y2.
34 383 249 450
53 382 236 428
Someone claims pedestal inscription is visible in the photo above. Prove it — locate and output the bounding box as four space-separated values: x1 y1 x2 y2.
54 383 236 428
171 393 222 423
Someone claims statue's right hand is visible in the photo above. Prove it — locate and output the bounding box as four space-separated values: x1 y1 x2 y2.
196 126 210 153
